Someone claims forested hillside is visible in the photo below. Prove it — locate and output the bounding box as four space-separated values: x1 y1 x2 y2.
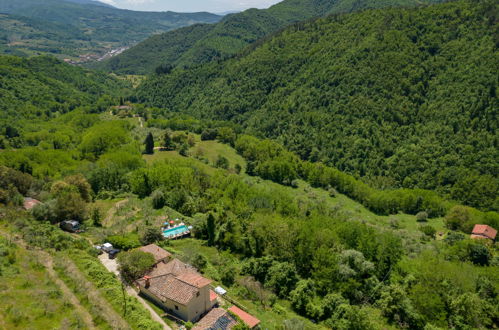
0 0 220 58
136 0 498 211
0 55 127 150
100 0 442 74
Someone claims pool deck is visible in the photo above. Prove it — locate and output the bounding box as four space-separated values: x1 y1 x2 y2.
163 225 191 240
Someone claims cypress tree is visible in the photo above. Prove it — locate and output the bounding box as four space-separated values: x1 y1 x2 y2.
144 132 154 154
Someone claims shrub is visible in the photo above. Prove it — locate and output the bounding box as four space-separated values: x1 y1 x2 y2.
215 155 229 169
419 225 436 239
201 129 218 141
117 250 155 282
107 234 141 250
151 189 165 209
416 211 429 222
140 227 163 245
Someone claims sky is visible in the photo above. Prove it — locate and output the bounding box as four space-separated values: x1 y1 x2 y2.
98 0 283 13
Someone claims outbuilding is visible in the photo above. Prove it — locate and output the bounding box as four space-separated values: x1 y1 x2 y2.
471 224 497 242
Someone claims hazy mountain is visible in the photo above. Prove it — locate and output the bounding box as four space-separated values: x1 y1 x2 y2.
0 0 221 59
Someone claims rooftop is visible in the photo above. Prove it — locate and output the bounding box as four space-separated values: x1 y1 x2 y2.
228 306 260 329
23 197 41 210
138 274 199 305
192 308 236 330
471 224 497 240
147 258 197 278
137 258 212 306
137 244 171 263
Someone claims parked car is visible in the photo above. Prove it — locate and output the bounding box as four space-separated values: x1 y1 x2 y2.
108 249 120 259
60 220 81 233
101 243 113 253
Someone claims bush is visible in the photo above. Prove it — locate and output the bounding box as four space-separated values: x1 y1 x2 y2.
117 250 156 282
220 264 237 286
201 129 218 141
179 143 189 157
192 253 208 271
151 189 165 209
419 225 436 239
215 155 229 169
445 206 470 230
416 211 429 222
467 244 491 266
107 234 141 250
140 227 163 245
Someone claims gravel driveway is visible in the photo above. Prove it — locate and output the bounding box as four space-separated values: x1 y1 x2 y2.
98 253 119 276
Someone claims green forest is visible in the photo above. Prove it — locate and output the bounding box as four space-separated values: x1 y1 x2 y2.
137 0 498 211
100 0 444 74
0 0 498 329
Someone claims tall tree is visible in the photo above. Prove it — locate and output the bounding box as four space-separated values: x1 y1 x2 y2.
207 213 215 246
144 132 154 155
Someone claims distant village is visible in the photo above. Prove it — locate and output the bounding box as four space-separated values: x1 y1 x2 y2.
64 46 130 65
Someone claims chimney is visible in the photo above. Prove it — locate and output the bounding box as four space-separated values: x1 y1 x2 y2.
144 276 151 289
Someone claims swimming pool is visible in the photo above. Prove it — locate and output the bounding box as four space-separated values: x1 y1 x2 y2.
163 225 189 238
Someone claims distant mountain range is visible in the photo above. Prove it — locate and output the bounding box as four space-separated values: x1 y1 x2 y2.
98 0 444 74
0 0 221 59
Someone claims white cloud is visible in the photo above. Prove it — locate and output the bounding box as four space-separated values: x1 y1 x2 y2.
125 0 155 4
108 0 283 12
99 0 117 5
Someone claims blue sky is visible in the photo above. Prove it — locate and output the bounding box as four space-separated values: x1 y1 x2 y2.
98 0 283 13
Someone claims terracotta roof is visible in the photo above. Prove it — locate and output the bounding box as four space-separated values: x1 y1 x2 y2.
471 225 497 240
228 306 260 328
147 258 197 278
210 290 217 302
138 244 171 263
137 258 212 306
192 308 236 330
137 274 199 305
177 272 212 288
23 197 41 210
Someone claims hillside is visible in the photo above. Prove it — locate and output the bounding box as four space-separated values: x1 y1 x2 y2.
99 0 442 74
0 0 221 59
0 55 127 139
136 0 499 211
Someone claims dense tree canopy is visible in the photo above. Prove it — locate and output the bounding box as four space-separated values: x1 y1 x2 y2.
137 0 498 211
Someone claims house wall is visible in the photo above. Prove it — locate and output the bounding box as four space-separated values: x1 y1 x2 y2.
139 284 212 322
186 285 212 322
140 287 190 321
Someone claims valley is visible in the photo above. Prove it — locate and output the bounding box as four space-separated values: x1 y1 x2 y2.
0 0 221 60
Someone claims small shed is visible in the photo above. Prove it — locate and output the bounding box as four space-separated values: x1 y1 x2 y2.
471 224 497 241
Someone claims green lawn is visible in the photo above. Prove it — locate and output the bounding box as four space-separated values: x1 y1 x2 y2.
190 140 247 173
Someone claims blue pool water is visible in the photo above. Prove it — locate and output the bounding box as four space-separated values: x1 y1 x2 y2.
163 225 189 238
